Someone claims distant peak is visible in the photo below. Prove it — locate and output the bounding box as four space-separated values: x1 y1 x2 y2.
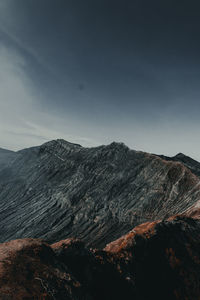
41 139 82 148
174 152 186 158
108 141 129 149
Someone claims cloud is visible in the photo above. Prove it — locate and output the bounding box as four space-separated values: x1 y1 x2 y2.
0 0 200 161
0 44 35 147
0 42 200 162
0 44 98 150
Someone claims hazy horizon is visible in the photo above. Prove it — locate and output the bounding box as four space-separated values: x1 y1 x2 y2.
1 1 200 160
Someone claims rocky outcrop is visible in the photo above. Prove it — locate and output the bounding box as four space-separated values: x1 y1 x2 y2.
1 139 200 248
1 216 200 299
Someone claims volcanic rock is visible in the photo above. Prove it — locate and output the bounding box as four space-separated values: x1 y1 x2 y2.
1 139 200 248
159 152 200 177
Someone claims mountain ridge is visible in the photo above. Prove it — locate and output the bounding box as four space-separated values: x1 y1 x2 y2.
1 215 200 299
158 152 200 177
1 139 200 248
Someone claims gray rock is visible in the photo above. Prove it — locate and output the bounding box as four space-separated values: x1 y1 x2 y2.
0 148 17 169
159 153 200 177
0 139 200 248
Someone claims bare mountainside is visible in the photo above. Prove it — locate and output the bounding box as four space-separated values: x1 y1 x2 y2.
0 139 200 248
1 216 200 300
0 148 17 169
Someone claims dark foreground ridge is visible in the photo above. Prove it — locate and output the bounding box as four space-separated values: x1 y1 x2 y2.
1 139 200 248
0 216 200 300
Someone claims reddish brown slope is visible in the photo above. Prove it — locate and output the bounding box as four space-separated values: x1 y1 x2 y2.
0 239 82 299
105 216 200 299
1 216 200 299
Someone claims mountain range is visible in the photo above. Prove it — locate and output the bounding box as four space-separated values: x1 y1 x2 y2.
1 139 200 299
0 139 200 248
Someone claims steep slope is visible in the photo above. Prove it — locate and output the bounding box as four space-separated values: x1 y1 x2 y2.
0 148 17 169
1 216 200 300
105 216 200 300
0 139 200 248
159 153 200 177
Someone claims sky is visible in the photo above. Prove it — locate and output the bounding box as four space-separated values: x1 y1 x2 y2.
0 0 200 159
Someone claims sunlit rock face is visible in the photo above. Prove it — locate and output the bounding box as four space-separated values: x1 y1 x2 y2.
0 216 200 300
1 139 200 248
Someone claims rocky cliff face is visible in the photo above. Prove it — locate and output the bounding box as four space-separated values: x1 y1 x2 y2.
1 216 200 300
1 139 200 248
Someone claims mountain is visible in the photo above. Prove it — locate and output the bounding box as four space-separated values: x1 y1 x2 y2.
0 147 17 169
159 152 200 177
1 139 200 248
1 216 200 300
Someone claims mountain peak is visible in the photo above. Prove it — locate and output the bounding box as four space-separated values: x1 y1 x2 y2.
109 141 127 147
106 141 130 151
42 139 82 148
174 152 185 158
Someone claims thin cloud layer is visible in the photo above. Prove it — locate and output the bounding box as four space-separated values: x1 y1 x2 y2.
0 0 200 159
0 44 97 150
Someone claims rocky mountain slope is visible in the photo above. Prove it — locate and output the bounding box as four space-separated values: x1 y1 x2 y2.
1 139 200 248
0 148 17 169
159 153 200 177
1 216 200 300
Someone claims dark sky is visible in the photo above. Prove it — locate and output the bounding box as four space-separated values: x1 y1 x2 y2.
0 0 200 159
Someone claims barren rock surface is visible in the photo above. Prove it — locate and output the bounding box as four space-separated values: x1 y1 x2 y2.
159 152 200 177
1 139 200 248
